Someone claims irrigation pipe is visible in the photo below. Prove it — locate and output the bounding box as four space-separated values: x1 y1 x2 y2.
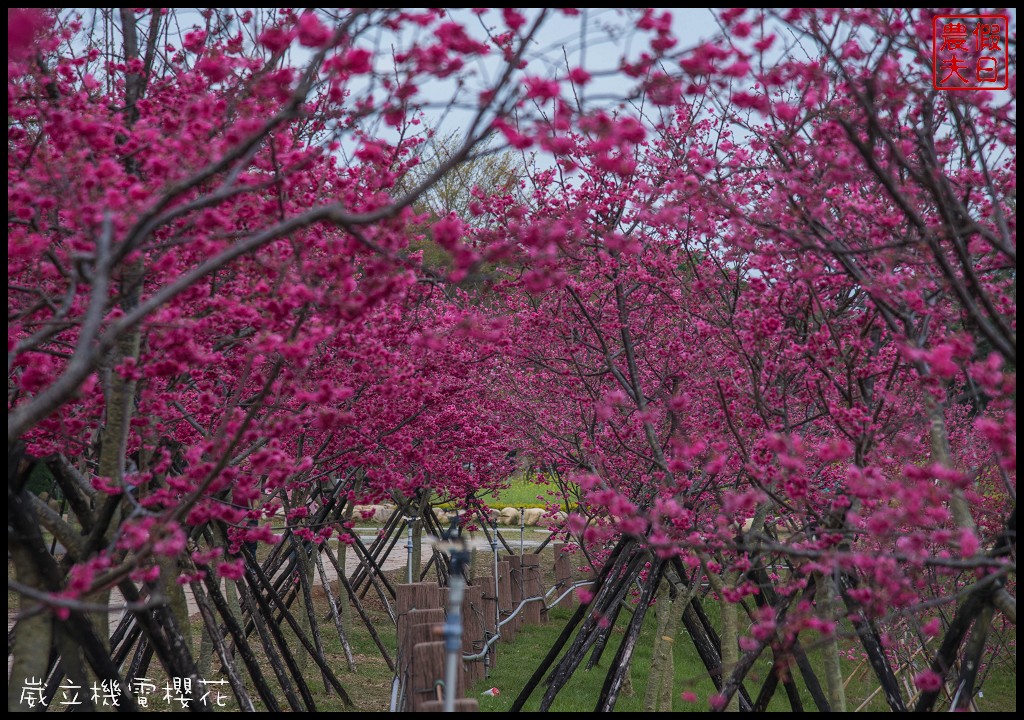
389 675 401 713
461 581 596 662
404 515 416 585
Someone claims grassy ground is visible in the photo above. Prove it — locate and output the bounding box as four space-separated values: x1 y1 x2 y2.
195 546 1016 713
467 597 1018 713
10 540 1015 713
483 472 577 509
468 606 1015 716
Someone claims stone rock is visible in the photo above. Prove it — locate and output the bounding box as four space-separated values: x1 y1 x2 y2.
498 507 519 526
373 504 396 523
522 508 544 526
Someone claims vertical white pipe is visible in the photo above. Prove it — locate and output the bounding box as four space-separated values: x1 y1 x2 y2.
406 516 414 584
519 507 525 556
444 569 466 712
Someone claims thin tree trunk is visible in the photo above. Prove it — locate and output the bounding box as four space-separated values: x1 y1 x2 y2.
954 602 994 711
338 476 357 631
926 394 976 532
658 587 682 710
820 575 848 712
410 489 432 578
159 556 194 660
290 539 311 675
8 544 54 712
720 573 739 712
643 578 674 711
704 564 739 712
92 7 147 658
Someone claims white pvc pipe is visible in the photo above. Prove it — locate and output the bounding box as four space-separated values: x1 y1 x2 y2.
444 574 466 712
389 675 400 713
519 508 525 555
491 518 500 631
405 516 415 584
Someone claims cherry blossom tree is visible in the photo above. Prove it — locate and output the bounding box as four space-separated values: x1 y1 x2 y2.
477 7 1014 713
7 6 1014 713
688 9 1016 712
7 7 684 710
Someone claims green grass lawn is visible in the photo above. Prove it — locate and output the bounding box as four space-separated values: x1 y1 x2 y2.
469 601 1017 713
483 472 578 509
471 605 725 712
21 545 1007 714
215 550 1015 714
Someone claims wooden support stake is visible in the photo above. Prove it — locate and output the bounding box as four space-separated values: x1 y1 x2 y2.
521 555 543 625
396 583 442 674
553 542 573 610
410 641 462 712
421 699 480 712
507 555 524 635
462 584 485 685
496 560 514 642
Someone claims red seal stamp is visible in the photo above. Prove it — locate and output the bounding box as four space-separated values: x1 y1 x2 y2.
933 14 1009 90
